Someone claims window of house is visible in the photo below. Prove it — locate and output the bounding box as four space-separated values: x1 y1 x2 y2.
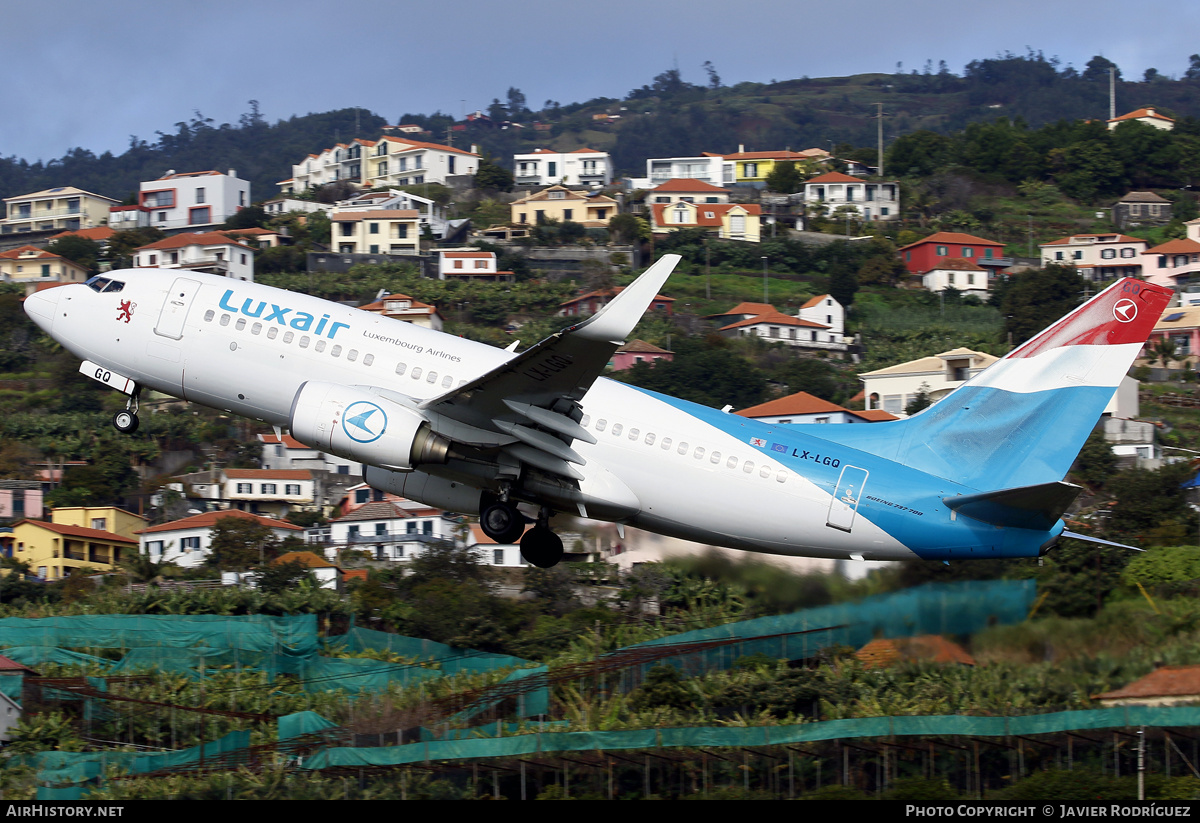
237 483 252 494
262 484 276 494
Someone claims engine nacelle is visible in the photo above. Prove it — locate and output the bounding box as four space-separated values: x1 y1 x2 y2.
364 467 484 515
289 381 449 471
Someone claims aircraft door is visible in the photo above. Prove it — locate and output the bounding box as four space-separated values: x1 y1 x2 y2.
155 277 202 340
826 465 869 533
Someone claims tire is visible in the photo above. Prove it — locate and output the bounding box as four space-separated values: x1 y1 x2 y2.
113 410 139 434
520 526 564 568
480 502 527 544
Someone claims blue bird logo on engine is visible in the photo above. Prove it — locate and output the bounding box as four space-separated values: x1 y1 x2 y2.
342 401 387 444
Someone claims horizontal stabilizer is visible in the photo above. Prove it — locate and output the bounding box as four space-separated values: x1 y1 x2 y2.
943 481 1082 530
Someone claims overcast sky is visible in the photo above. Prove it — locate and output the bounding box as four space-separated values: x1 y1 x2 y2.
4 0 1199 164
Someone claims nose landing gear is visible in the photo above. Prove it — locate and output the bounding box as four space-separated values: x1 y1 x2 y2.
112 389 141 434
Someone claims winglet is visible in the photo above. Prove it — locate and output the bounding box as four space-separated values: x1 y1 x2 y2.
571 254 680 344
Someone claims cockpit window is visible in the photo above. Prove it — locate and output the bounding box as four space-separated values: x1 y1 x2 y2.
84 276 124 293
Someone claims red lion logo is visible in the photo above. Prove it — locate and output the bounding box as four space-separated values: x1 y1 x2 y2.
117 300 135 323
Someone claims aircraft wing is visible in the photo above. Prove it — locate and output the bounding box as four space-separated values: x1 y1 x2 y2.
415 254 680 476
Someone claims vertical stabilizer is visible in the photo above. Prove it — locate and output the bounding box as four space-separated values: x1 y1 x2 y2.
822 278 1171 490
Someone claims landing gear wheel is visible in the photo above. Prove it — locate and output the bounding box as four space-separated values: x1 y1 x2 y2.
520 525 564 568
112 410 139 434
480 502 527 544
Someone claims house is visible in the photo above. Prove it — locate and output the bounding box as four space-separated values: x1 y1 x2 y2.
438 250 512 281
1 187 120 236
323 500 457 563
222 228 285 249
258 432 363 474
260 197 332 218
710 298 848 352
0 246 90 294
466 524 524 567
48 226 117 247
861 347 1137 418
735 391 898 425
560 286 674 317
1094 664 1200 706
0 481 43 521
175 468 319 518
133 232 256 281
1039 233 1147 281
611 339 673 370
49 506 145 540
898 232 1007 276
335 189 450 239
723 148 822 188
1107 107 1175 131
11 516 141 580
648 201 762 242
856 636 975 669
921 257 991 300
801 172 899 222
137 510 305 568
355 292 444 331
510 186 618 227
330 210 420 256
638 153 735 189
1143 238 1200 290
136 170 250 230
513 148 612 187
1148 305 1200 359
272 551 339 589
283 137 478 193
646 178 731 205
1113 191 1172 230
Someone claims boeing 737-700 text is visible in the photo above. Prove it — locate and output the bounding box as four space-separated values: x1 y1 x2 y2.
22 256 1170 567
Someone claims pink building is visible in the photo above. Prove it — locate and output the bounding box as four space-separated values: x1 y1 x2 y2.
610 339 673 370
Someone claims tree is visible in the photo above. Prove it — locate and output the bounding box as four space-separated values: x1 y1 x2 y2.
702 60 722 89
473 155 513 192
206 516 278 571
505 87 528 119
1083 55 1121 82
994 264 1085 344
44 236 102 272
764 161 803 193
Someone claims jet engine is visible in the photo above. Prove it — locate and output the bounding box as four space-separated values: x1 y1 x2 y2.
289 381 449 471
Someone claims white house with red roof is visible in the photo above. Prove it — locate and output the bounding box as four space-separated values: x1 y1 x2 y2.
735 391 897 425
802 172 899 222
258 433 361 475
637 153 735 189
921 258 992 300
1107 107 1175 131
513 148 612 187
136 170 249 230
0 246 89 295
175 468 318 518
137 510 305 568
355 292 444 331
133 231 256 280
797 294 845 337
323 500 459 563
647 179 731 205
711 296 847 352
649 201 762 242
1144 238 1200 290
1039 233 1147 281
283 136 479 193
437 250 512 282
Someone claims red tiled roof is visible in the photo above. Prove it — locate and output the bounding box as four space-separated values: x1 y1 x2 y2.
616 339 672 354
800 294 831 309
650 202 760 228
804 172 863 184
711 302 776 318
0 655 38 674
724 150 812 161
898 232 1004 251
929 257 987 272
0 245 60 260
274 551 336 569
856 636 976 669
1146 238 1200 255
49 227 116 242
736 392 848 418
718 312 827 332
1041 234 1144 246
650 179 728 193
1094 665 1200 701
375 135 478 156
331 210 418 221
1109 108 1174 124
441 251 494 258
136 232 253 251
257 433 310 449
223 469 312 480
854 409 901 422
16 520 137 544
138 510 304 535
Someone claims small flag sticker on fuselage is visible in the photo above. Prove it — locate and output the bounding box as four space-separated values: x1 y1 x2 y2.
771 443 787 453
749 437 767 447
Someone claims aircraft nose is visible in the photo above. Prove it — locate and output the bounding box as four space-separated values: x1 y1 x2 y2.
22 287 59 332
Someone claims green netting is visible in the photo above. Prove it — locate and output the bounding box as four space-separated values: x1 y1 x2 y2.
626 579 1035 674
300 656 445 694
328 627 530 674
0 674 21 703
302 705 1200 769
33 729 251 787
0 646 113 670
278 710 338 741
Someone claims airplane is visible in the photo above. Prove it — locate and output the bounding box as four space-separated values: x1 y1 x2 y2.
22 255 1171 568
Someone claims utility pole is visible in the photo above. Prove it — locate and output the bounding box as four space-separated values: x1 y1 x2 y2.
1109 68 1117 121
876 102 885 178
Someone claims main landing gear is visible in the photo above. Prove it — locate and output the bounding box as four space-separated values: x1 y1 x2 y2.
479 494 564 568
112 389 141 434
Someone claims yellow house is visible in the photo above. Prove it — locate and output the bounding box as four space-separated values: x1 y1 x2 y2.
510 186 618 227
330 210 421 255
723 149 827 187
48 507 146 540
0 246 89 295
1 186 120 235
649 201 762 243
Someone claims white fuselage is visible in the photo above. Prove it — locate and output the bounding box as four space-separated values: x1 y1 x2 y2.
28 270 921 561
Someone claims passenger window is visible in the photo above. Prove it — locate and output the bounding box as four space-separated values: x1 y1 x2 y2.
204 309 215 322
315 340 327 353
363 354 374 366
612 423 623 436
396 363 407 375
727 456 738 469
411 367 422 380
743 461 754 474
694 447 705 460
235 318 246 331
347 349 358 362
776 471 787 483
760 466 771 479
677 442 688 455
581 415 590 427
283 331 294 343
645 433 656 445
661 437 672 450
330 345 341 357
442 375 453 388
427 371 438 383
596 419 607 432
219 314 230 326
629 428 639 441
299 336 310 348
710 451 721 464
267 326 278 339
251 322 262 335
